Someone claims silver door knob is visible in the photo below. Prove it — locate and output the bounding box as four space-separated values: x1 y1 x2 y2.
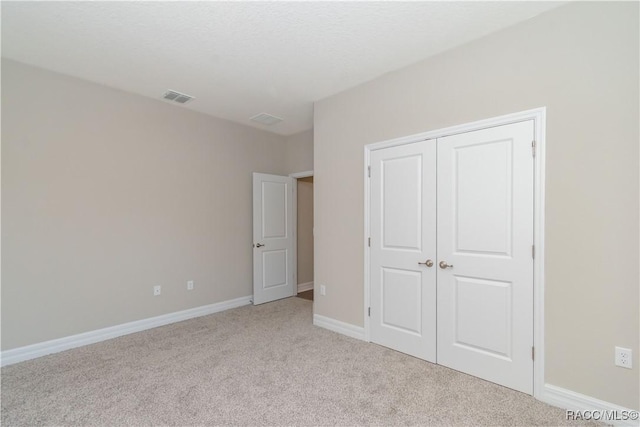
439 261 453 269
418 259 434 267
255 243 265 248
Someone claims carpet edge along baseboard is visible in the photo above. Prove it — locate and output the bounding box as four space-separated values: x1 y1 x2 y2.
1 295 252 366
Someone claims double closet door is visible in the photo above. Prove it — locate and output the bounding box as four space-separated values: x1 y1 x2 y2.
369 121 534 394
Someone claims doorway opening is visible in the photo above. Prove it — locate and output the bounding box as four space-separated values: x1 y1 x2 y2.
251 171 314 305
291 171 314 301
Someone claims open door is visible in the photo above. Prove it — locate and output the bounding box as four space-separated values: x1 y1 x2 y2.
252 173 295 305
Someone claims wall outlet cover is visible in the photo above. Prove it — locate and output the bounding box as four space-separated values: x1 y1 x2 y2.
615 346 632 369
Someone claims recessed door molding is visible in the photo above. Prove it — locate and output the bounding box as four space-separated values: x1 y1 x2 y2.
363 107 546 398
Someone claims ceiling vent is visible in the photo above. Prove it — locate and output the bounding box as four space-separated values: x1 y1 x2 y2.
162 90 195 104
250 112 283 126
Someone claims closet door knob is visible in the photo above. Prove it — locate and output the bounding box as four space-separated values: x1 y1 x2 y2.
439 261 453 269
418 259 434 267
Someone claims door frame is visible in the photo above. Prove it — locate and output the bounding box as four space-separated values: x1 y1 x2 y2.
290 170 314 295
363 107 546 398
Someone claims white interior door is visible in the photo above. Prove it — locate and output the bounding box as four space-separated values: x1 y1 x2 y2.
252 173 295 305
369 141 437 362
436 121 534 394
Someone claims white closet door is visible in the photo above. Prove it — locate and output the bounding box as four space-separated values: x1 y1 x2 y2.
436 121 534 394
369 141 437 362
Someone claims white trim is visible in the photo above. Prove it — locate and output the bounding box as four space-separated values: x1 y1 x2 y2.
532 109 547 400
313 314 366 341
0 295 252 367
540 384 639 427
292 177 299 297
366 107 546 152
297 281 314 293
289 170 314 179
364 107 546 397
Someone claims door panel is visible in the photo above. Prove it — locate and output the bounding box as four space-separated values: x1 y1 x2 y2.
262 250 287 289
382 155 422 250
454 276 512 358
370 141 437 362
253 173 294 305
262 182 287 238
454 139 512 256
382 268 422 334
437 121 534 394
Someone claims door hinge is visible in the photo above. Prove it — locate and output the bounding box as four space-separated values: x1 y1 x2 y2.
368 307 371 317
532 244 535 259
368 237 371 247
532 346 535 360
532 140 536 157
368 166 371 178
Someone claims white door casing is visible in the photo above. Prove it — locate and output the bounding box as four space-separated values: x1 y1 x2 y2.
369 141 437 362
252 173 295 305
365 112 541 395
436 120 534 394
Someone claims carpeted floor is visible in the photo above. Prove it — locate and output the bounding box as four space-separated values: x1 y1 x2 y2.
1 297 597 426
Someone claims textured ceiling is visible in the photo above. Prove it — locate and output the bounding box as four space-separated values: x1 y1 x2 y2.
1 1 563 136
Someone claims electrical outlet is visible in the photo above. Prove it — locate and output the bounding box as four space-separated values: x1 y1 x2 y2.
320 285 326 296
615 347 632 369
153 285 161 296
187 280 194 291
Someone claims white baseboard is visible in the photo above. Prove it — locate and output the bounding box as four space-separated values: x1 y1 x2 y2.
1 295 252 367
313 314 366 341
297 281 314 293
540 384 639 427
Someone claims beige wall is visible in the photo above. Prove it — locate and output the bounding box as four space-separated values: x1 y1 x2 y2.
285 129 313 174
296 176 314 287
1 59 288 350
314 2 639 410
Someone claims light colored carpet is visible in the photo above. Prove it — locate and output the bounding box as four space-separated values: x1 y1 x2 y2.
2 297 596 426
